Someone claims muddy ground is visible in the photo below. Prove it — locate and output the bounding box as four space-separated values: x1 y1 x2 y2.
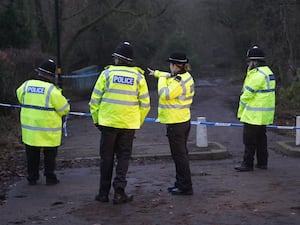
0 79 300 225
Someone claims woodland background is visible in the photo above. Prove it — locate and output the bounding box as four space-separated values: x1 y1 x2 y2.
0 0 300 115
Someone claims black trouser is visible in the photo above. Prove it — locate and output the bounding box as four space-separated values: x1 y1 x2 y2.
25 145 58 182
242 123 268 167
98 126 135 197
166 120 192 191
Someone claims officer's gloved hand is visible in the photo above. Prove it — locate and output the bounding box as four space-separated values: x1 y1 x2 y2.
148 68 171 78
147 68 155 76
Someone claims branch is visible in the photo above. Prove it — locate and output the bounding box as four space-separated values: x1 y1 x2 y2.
111 1 171 19
151 2 170 18
62 4 91 21
112 8 144 17
62 0 126 60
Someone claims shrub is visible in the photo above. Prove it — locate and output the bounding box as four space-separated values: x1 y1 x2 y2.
0 1 32 49
0 48 48 115
277 81 300 110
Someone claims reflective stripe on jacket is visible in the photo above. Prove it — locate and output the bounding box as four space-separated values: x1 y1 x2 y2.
89 65 150 129
237 66 276 125
154 70 194 124
16 79 70 147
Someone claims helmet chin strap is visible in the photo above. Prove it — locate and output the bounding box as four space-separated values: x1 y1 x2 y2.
38 72 55 83
171 64 186 76
247 60 259 70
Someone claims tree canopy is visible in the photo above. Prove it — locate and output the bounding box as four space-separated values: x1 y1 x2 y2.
0 0 299 84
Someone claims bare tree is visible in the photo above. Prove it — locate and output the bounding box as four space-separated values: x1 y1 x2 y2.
61 0 126 61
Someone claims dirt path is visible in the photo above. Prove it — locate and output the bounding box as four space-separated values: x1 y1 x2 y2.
1 79 299 225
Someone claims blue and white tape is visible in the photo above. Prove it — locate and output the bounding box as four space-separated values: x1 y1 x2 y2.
0 103 91 117
191 121 243 127
0 103 21 109
1 102 300 130
191 121 298 130
60 72 99 79
69 111 91 117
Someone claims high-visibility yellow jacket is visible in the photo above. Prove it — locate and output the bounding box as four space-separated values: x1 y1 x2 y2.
237 66 276 125
16 79 70 147
154 70 194 124
89 65 150 129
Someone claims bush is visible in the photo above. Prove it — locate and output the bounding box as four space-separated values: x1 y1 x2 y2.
0 1 32 49
276 81 300 128
0 53 17 104
277 81 300 110
0 48 48 115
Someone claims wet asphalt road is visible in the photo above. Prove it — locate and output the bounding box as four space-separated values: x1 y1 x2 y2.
1 80 299 225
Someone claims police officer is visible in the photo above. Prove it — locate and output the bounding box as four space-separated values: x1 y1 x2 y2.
16 59 70 185
89 42 150 204
148 52 194 195
235 46 276 172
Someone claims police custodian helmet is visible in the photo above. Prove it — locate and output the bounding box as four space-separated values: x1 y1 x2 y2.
246 46 265 60
112 42 133 62
167 52 189 64
35 59 56 75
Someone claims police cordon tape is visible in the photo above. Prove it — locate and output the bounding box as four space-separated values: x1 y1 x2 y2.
1 102 300 130
60 72 99 79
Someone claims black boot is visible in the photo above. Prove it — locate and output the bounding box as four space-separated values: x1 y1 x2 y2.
170 187 193 195
46 178 60 185
95 194 109 203
234 163 253 172
113 189 133 205
255 164 268 170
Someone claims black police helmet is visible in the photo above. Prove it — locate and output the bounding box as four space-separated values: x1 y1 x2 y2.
167 52 189 64
35 59 56 75
112 41 133 62
246 46 265 60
